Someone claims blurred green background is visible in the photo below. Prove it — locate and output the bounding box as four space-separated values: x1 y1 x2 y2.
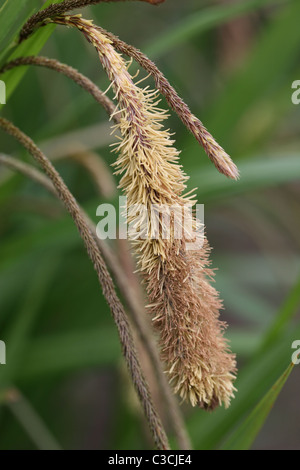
0 0 300 450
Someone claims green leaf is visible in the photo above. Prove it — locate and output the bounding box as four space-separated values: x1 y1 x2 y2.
0 257 60 387
7 392 62 450
190 154 300 203
18 327 120 381
0 0 65 106
0 215 79 272
207 0 300 149
145 0 287 58
221 363 294 450
188 321 300 449
228 330 263 358
0 0 38 62
259 276 300 352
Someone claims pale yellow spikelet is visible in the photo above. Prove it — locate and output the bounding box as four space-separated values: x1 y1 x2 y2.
56 15 237 409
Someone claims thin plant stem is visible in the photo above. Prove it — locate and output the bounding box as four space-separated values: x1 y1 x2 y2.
0 153 57 195
0 57 116 120
3 388 62 450
2 22 191 448
0 151 192 450
0 117 170 451
19 0 165 42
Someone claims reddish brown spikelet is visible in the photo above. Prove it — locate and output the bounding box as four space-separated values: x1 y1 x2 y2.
95 27 239 180
53 15 237 409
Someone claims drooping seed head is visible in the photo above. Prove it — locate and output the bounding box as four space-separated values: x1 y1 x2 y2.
51 15 237 408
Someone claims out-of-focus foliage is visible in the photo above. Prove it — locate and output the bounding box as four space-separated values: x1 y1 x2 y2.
0 0 299 450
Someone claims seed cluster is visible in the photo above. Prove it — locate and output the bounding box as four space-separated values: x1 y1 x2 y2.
52 15 237 409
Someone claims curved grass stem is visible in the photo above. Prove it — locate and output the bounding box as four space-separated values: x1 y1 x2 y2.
0 56 116 120
0 151 191 450
0 117 170 451
19 0 165 43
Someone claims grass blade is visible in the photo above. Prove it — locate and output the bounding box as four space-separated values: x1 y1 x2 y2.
190 154 300 202
0 0 64 105
207 0 300 146
259 276 300 352
19 328 120 381
145 0 287 58
0 0 38 62
221 363 294 450
188 321 300 449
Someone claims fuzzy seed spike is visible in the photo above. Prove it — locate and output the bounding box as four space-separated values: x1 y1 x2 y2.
52 14 237 409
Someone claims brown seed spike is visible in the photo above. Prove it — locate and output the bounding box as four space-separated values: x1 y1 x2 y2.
51 15 237 409
95 27 239 180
